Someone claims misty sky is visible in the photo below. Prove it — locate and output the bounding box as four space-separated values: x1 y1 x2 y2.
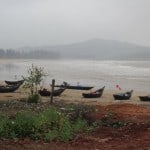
0 0 150 49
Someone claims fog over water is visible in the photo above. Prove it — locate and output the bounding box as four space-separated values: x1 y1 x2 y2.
0 59 150 92
0 0 150 48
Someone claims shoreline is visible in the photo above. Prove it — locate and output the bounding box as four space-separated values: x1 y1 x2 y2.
0 59 150 92
0 85 149 106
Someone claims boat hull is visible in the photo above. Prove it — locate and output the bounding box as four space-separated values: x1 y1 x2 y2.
113 90 133 100
5 80 24 85
82 93 101 98
55 85 93 90
82 86 105 98
0 84 21 93
139 96 150 101
39 88 65 97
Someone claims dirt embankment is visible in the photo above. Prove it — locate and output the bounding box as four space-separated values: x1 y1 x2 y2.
0 103 149 150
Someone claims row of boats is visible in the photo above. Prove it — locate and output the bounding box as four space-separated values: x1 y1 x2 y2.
0 80 150 101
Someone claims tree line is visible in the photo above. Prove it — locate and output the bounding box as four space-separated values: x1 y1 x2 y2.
0 49 60 59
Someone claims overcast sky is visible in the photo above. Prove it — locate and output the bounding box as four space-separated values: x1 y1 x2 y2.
0 0 150 49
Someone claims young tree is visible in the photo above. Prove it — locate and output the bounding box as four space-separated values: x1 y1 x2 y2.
23 64 46 103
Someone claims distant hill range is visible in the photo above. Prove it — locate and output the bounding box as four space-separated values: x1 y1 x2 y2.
1 39 150 60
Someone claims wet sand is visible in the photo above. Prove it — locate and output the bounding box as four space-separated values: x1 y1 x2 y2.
0 82 149 106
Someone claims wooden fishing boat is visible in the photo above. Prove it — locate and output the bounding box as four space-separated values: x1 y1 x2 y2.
0 84 21 93
82 86 105 98
54 85 93 90
139 96 150 101
54 81 93 90
113 90 133 100
39 88 65 97
5 80 24 85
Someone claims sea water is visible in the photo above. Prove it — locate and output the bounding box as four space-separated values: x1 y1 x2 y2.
0 59 150 92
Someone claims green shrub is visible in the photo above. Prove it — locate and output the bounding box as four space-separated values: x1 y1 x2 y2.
36 107 61 132
59 117 73 142
27 94 40 103
14 111 38 137
42 107 60 124
44 130 58 141
0 115 17 138
73 118 88 132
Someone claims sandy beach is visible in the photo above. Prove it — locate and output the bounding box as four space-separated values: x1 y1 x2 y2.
0 82 149 106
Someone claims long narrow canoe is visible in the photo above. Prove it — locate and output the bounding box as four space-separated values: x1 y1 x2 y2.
54 85 94 90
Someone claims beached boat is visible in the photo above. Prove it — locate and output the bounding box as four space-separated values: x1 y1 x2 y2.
38 88 65 97
54 81 93 90
0 84 21 93
54 85 93 90
113 90 133 100
82 86 105 98
139 96 150 101
5 80 24 85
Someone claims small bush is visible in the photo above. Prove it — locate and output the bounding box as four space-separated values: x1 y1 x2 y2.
0 116 12 138
59 117 73 142
14 111 38 137
44 130 58 141
42 107 60 123
64 104 95 120
36 107 61 132
73 118 88 132
101 112 126 128
27 94 40 103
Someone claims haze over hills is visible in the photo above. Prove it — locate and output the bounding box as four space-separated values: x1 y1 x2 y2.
1 39 150 60
53 38 150 60
18 38 150 60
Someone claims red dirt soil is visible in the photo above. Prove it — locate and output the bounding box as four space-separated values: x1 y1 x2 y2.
0 103 150 150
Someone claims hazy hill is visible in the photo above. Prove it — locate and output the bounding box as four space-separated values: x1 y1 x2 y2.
53 39 150 60
17 38 150 60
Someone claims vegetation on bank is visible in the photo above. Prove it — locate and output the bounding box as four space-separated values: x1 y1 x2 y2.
0 104 96 142
0 102 129 142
